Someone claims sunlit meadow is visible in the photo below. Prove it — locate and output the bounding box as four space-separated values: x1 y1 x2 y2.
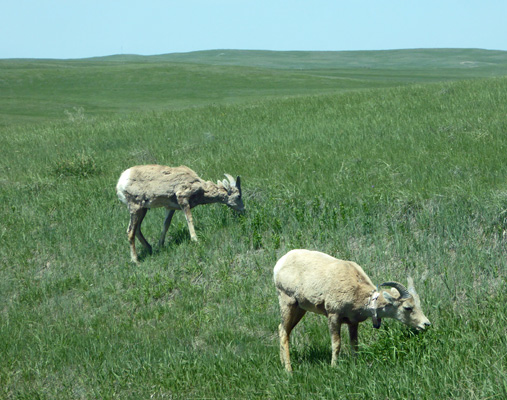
1 50 507 399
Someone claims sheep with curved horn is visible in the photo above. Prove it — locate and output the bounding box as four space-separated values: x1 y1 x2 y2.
274 249 431 371
117 164 244 263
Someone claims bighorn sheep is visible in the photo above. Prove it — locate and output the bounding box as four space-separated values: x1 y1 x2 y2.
116 164 244 263
274 249 430 371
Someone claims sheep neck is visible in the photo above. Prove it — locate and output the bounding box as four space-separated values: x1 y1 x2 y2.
201 181 228 204
367 289 382 328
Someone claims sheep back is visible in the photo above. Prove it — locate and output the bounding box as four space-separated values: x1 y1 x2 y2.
116 165 204 208
274 249 376 316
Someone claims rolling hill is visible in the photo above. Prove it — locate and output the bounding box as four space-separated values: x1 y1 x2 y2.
1 48 506 126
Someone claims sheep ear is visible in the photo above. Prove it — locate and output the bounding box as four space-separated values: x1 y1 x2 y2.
407 276 414 289
383 291 396 305
236 176 242 195
407 276 417 296
406 276 421 306
222 179 231 191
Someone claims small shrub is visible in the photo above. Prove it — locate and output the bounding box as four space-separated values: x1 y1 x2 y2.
53 152 100 178
64 106 85 123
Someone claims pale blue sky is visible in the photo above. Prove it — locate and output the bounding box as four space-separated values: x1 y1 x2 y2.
2 0 506 59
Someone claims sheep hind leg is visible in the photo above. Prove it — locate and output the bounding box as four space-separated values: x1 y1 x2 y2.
278 294 306 372
158 209 175 247
127 210 141 263
127 208 152 264
135 208 152 254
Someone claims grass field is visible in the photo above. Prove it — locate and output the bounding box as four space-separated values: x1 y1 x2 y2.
1 49 507 399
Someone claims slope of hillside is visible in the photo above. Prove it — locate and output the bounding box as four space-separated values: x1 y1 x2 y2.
1 49 506 126
1 75 506 399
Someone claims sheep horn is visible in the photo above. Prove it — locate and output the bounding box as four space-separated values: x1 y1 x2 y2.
222 179 231 191
224 173 236 187
379 281 412 300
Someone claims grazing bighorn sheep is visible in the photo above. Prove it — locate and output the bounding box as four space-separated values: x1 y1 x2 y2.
274 249 430 371
116 164 244 263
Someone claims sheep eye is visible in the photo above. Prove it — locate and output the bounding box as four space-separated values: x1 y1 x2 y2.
404 306 414 312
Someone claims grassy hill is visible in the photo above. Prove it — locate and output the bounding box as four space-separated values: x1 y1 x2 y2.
142 48 507 70
1 49 507 398
1 48 507 126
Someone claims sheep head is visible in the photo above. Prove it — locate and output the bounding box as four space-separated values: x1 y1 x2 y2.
379 279 431 331
218 173 244 212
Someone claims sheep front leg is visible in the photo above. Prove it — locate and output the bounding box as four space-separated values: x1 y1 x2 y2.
348 323 359 354
179 202 198 242
328 314 342 366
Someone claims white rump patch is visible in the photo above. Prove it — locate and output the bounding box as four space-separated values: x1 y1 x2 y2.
116 168 131 204
273 252 292 281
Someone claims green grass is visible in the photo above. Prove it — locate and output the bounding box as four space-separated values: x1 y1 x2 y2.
1 50 507 399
